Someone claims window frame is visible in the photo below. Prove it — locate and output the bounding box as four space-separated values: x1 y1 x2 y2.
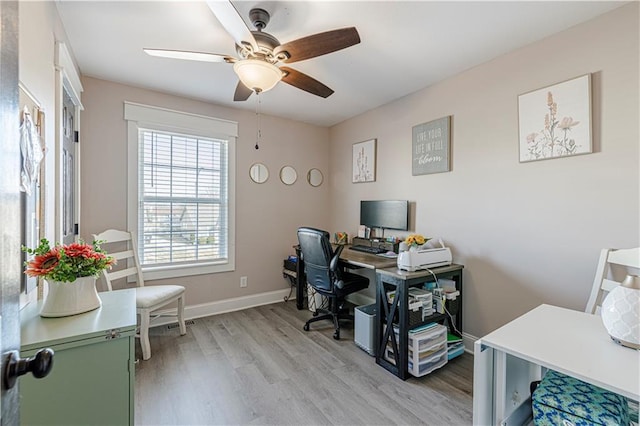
125 102 237 280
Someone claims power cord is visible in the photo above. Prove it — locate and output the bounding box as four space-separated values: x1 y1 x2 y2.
424 268 462 337
424 267 440 287
444 304 462 336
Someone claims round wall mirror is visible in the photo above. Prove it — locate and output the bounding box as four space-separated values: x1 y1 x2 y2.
249 163 269 184
307 168 324 187
280 166 297 185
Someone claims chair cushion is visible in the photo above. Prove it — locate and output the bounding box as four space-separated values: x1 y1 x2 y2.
532 370 630 426
136 285 185 309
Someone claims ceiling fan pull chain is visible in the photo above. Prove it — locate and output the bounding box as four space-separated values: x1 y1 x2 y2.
255 92 261 150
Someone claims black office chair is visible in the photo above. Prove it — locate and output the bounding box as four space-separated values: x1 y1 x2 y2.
297 227 369 340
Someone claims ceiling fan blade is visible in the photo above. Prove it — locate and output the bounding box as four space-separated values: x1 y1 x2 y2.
233 80 253 101
274 27 360 63
206 0 258 52
143 48 234 63
280 67 334 98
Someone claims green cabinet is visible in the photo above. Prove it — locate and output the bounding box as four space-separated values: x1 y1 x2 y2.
20 289 136 425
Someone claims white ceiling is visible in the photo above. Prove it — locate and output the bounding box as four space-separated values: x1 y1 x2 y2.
55 1 625 127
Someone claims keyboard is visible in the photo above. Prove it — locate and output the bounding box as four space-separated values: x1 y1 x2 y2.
349 245 386 254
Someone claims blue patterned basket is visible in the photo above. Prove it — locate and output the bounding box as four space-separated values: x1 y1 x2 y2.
532 370 630 426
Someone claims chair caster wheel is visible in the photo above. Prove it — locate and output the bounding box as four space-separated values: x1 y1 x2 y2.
303 324 310 332
333 331 340 340
312 311 319 317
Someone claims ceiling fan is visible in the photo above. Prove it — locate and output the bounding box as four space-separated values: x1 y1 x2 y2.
144 1 361 101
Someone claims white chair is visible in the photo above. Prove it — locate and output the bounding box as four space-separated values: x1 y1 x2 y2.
583 247 639 421
93 229 186 360
585 247 640 314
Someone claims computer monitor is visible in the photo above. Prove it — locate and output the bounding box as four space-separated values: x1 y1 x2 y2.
360 200 409 231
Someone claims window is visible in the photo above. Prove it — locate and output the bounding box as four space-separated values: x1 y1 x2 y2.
125 102 237 279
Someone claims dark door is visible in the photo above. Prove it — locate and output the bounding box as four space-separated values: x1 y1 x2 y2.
0 1 23 423
62 89 75 244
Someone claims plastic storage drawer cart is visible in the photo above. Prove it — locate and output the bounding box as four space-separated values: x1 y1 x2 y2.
384 324 447 377
407 324 447 377
532 370 630 426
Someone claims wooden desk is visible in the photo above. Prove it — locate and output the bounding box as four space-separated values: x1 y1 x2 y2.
473 304 640 425
339 246 398 269
294 244 397 310
376 264 464 380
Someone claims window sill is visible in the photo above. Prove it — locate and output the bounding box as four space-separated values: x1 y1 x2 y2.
142 261 234 281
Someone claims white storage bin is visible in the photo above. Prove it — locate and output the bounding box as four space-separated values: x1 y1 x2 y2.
354 304 376 356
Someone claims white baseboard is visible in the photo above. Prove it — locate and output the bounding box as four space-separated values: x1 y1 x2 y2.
150 289 480 356
462 332 478 354
149 288 293 328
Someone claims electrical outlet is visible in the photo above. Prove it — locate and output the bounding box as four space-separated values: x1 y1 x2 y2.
240 276 248 288
511 390 521 406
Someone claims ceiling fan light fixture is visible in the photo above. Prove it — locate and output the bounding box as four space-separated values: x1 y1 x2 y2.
233 59 283 93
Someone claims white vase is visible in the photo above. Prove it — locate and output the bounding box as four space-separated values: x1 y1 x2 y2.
40 276 102 318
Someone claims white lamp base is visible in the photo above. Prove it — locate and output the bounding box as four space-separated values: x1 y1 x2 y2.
601 283 640 350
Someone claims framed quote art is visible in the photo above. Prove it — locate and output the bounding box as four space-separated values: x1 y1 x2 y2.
412 116 451 175
352 139 376 183
518 74 592 163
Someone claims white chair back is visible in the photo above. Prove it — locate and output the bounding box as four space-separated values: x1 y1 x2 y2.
93 229 145 291
585 247 640 314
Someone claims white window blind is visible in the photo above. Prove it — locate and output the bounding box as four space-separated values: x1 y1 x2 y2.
138 129 228 267
125 102 237 280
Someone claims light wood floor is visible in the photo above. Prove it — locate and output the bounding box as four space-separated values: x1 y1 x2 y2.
135 301 474 425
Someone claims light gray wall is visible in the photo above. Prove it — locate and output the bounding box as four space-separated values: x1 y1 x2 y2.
79 77 330 305
328 3 639 338
19 1 67 243
18 1 79 308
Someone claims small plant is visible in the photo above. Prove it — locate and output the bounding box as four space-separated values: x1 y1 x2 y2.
22 239 115 282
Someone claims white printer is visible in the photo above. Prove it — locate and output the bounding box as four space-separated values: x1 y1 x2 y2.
397 238 452 271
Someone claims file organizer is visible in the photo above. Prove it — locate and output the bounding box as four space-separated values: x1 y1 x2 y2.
447 333 464 360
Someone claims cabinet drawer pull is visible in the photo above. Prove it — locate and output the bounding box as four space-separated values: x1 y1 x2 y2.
105 329 121 340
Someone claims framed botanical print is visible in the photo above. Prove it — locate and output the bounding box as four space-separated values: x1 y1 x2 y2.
352 139 376 183
518 74 592 162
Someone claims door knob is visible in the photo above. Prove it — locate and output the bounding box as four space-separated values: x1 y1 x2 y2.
3 348 54 389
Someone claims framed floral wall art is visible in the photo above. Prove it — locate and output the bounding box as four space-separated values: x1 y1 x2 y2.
518 74 592 162
352 139 376 183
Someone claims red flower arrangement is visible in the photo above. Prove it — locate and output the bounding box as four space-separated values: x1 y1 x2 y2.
23 239 115 282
